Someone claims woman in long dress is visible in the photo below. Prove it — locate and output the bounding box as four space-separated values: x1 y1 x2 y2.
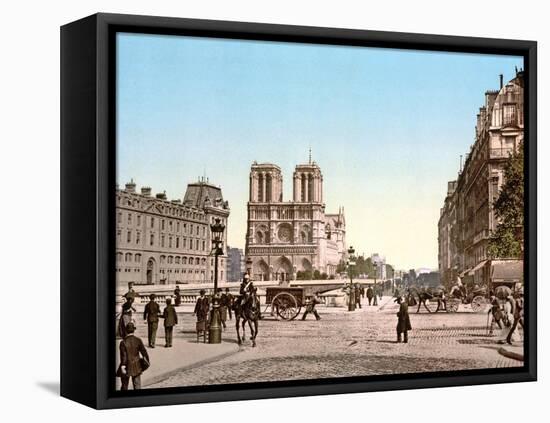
118 296 136 338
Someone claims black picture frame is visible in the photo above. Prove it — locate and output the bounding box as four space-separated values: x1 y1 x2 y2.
60 12 537 409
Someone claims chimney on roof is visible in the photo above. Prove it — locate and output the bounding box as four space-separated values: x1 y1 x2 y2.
156 191 167 200
499 74 504 89
141 187 151 196
125 179 136 193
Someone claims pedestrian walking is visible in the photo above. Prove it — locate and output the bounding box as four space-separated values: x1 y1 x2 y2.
366 286 374 306
395 296 411 343
302 292 322 321
506 291 524 345
173 285 182 307
487 296 504 335
223 287 234 320
220 288 231 328
355 284 362 309
118 295 136 338
143 293 161 348
116 322 149 390
161 298 178 347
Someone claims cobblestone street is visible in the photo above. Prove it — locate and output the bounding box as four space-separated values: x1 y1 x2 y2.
147 297 522 388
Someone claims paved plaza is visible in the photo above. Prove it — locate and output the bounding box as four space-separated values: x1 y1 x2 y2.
137 296 523 389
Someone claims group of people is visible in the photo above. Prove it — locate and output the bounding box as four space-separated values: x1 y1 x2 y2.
487 290 524 344
346 283 383 309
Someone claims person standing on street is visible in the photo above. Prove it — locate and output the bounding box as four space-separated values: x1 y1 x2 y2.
396 296 412 343
118 295 136 339
161 298 178 347
366 286 374 306
223 287 234 320
116 322 149 390
174 285 182 307
355 284 362 309
506 291 524 345
143 293 161 348
302 292 322 321
487 296 504 335
193 289 210 324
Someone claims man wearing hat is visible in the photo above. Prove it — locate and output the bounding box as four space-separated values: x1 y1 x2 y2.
161 298 178 347
506 290 524 345
487 296 504 335
193 289 210 323
116 322 149 390
143 293 161 348
395 296 412 343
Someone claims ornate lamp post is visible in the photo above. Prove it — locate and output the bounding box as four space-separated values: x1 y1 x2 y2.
209 218 225 344
347 246 356 312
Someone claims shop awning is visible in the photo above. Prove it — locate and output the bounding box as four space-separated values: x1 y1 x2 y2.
468 260 488 275
491 260 523 284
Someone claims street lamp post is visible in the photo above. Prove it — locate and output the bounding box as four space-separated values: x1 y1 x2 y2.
208 218 225 344
347 246 356 312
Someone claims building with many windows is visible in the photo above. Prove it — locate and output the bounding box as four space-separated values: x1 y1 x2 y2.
438 71 524 288
245 160 346 282
116 178 230 287
226 247 245 282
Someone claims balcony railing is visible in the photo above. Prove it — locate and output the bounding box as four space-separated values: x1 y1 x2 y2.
490 147 514 159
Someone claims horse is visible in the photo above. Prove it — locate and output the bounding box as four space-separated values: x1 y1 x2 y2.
408 287 446 313
233 293 260 347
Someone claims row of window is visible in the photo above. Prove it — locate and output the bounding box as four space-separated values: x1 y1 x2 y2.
116 252 215 266
117 230 208 251
117 212 209 236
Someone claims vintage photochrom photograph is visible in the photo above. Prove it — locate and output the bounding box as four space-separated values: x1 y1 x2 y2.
114 32 526 391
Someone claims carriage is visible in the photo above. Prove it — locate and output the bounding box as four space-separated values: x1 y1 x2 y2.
446 285 488 313
264 287 305 320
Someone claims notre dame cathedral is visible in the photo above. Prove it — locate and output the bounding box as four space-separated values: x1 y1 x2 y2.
245 159 346 282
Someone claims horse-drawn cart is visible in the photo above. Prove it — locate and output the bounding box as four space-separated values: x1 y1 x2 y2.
264 287 305 320
446 286 487 313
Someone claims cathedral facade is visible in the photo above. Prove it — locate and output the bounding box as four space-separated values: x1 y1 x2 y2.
245 161 346 282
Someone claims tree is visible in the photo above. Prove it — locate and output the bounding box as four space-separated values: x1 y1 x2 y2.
488 141 524 259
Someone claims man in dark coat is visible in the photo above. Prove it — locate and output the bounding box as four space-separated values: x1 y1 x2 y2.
143 294 161 348
193 289 210 323
396 296 412 343
221 287 234 320
354 284 362 308
174 285 182 307
366 286 374 306
302 292 322 321
117 322 149 390
488 296 504 335
161 298 178 347
506 292 524 344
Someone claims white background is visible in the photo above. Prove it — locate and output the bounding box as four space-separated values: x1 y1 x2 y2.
1 0 546 420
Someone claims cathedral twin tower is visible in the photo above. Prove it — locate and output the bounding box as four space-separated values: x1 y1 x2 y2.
245 160 345 283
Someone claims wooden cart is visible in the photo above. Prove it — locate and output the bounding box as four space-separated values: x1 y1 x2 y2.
264 287 305 320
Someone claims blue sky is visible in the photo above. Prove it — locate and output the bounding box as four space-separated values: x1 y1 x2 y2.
116 32 523 270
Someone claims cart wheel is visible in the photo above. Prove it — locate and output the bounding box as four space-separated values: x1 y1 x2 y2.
272 292 299 320
471 296 486 313
447 299 460 313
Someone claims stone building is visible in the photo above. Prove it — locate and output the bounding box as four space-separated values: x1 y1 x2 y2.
438 71 524 288
245 160 346 282
226 247 245 282
116 178 230 288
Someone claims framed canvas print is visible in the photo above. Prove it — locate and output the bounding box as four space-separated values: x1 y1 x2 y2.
60 13 537 409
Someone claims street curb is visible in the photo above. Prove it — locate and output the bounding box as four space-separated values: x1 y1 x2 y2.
143 344 241 387
497 346 524 362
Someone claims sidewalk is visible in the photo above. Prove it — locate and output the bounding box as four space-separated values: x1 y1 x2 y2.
115 326 239 389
